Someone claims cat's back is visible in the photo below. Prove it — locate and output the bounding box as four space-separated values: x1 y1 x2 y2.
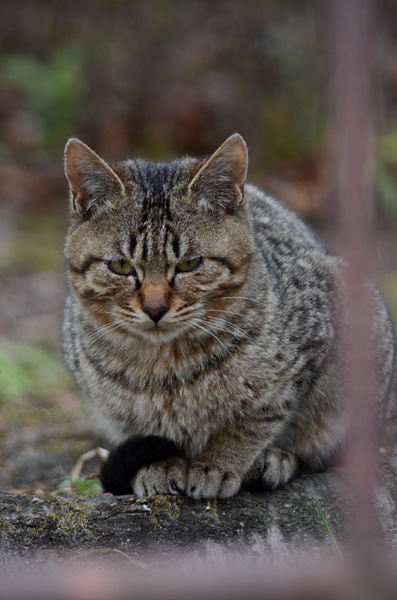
245 183 338 317
246 183 324 253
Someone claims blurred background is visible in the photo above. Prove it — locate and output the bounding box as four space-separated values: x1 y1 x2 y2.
0 0 396 493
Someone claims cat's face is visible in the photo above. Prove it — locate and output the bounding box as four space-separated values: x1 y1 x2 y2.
64 135 255 343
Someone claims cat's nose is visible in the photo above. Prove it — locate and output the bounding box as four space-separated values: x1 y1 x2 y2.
143 305 168 323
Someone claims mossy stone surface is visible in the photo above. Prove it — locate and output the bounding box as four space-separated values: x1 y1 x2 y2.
1 466 396 568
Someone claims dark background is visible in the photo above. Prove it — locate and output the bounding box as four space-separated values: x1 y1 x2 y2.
0 0 396 493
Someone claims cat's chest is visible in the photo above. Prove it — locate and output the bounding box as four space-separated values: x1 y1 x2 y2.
86 343 259 450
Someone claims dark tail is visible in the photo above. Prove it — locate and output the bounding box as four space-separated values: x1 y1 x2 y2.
100 436 176 495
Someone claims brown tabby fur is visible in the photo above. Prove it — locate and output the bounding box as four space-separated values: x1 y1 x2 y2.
63 134 395 499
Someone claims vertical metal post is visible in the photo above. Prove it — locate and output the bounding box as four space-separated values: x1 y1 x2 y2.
330 0 382 565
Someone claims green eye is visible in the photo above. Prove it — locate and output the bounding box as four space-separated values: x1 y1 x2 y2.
108 259 136 276
177 257 201 272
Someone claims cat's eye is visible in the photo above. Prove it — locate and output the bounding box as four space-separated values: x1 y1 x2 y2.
108 259 136 277
177 257 202 272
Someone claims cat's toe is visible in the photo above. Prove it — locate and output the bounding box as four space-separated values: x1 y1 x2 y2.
132 462 167 496
261 448 298 490
132 458 188 497
166 457 188 495
186 463 241 500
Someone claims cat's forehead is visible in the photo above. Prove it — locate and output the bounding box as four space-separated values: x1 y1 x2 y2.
107 157 201 262
125 157 196 222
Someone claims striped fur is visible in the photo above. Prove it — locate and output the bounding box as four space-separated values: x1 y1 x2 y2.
63 135 396 499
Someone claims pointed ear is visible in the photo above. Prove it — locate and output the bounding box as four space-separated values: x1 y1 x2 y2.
64 138 125 217
188 134 248 212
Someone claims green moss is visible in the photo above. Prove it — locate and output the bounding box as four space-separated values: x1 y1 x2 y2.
32 497 97 538
0 517 8 530
31 516 49 537
205 500 218 519
136 495 180 528
50 497 97 535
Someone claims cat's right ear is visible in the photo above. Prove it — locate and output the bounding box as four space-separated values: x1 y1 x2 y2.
188 133 248 214
64 138 125 218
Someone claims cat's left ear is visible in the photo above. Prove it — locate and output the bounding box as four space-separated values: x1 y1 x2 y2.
64 138 125 218
188 133 248 211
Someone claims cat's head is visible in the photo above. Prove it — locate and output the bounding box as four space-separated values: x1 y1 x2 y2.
64 134 255 344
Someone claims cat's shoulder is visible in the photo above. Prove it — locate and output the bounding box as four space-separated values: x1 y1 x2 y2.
245 183 326 252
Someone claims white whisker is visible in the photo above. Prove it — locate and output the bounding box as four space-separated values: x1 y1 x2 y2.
189 318 230 352
205 316 256 343
81 321 122 343
81 320 125 349
223 296 266 308
83 322 125 351
207 308 246 318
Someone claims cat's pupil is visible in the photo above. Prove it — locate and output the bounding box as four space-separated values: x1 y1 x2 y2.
108 259 135 276
177 257 201 272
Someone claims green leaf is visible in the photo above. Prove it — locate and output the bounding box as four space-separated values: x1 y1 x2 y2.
58 475 103 496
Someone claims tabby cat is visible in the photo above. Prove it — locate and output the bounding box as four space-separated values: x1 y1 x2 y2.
63 134 395 499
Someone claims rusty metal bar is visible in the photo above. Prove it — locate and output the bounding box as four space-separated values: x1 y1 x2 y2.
330 0 381 559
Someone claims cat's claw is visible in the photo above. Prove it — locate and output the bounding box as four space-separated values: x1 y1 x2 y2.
132 457 188 497
260 448 299 489
186 462 241 499
132 458 241 499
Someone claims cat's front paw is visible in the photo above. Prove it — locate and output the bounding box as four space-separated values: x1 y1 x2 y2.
261 448 299 490
132 457 188 497
186 462 241 500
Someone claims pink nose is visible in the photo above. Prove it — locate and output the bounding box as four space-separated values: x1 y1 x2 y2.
143 305 168 323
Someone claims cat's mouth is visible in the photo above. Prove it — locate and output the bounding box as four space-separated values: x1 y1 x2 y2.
121 313 195 343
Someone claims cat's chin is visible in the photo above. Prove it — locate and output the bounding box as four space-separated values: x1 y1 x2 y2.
129 323 190 345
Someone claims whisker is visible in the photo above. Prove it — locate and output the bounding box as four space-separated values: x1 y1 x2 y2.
83 322 123 345
83 321 125 351
206 308 246 318
189 318 230 352
176 309 198 320
81 321 122 343
205 316 256 343
81 320 125 347
223 296 266 308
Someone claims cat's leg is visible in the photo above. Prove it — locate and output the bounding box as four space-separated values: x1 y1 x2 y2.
252 373 347 490
131 413 288 499
241 361 348 491
128 372 348 499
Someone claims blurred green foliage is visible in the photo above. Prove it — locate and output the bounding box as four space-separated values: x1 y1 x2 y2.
1 44 85 150
248 14 321 169
379 129 397 222
5 214 64 273
58 474 103 496
0 1 324 167
378 169 397 222
0 343 68 403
